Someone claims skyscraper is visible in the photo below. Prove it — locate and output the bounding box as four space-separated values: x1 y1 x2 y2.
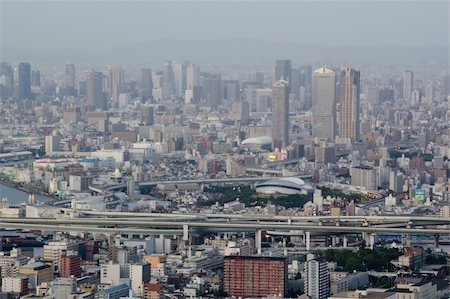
162 61 176 99
0 63 14 98
186 64 200 90
64 64 76 88
304 258 330 299
140 68 153 100
272 80 289 149
207 73 222 110
18 62 31 100
109 67 125 108
339 67 361 141
86 70 105 111
274 60 292 92
173 62 187 98
403 71 414 101
312 67 336 141
31 70 40 87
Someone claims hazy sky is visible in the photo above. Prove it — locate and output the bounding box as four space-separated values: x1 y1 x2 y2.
0 1 448 51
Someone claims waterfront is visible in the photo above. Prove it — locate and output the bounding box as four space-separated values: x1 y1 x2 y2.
0 183 52 206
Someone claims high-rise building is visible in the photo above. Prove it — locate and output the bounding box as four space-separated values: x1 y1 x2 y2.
271 80 289 149
140 105 154 125
249 71 264 84
109 67 125 108
64 64 76 88
339 67 361 141
0 63 14 98
60 253 81 278
350 165 378 190
140 68 153 100
274 60 292 92
223 80 240 101
45 135 61 154
162 61 176 99
129 263 151 296
206 73 222 110
403 71 414 101
223 256 287 298
304 258 330 299
186 64 200 90
18 62 31 100
312 67 337 141
86 70 105 111
173 62 187 98
31 70 40 87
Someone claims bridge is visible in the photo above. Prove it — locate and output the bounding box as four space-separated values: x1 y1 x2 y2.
0 214 447 253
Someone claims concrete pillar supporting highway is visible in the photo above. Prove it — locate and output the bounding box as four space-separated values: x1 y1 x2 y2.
255 229 262 255
434 234 440 248
305 231 311 251
282 237 286 247
369 233 376 249
343 236 348 248
362 232 370 246
183 224 189 242
332 236 337 247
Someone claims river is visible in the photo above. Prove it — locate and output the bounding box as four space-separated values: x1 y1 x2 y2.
0 183 53 206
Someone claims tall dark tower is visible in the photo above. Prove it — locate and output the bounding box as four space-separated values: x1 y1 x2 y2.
272 80 289 149
18 62 31 99
274 60 292 93
140 68 153 100
86 70 105 111
339 67 361 142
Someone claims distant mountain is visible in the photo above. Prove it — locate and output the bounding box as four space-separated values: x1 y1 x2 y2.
1 39 447 66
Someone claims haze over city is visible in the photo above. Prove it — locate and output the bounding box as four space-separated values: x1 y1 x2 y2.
0 1 448 299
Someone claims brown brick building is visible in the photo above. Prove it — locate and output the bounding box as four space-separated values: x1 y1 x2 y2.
223 256 287 297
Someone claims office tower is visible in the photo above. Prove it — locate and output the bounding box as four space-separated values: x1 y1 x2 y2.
291 68 302 100
249 71 264 84
304 258 330 299
31 70 40 87
300 65 313 107
45 135 61 154
186 64 200 90
109 67 125 108
86 70 105 110
0 63 14 98
312 67 337 141
18 62 31 100
129 264 151 296
206 73 222 110
223 256 287 298
162 61 176 99
140 68 153 100
173 62 187 98
223 80 240 101
64 64 76 88
403 71 414 101
271 80 289 149
425 82 434 104
274 60 292 91
339 67 361 141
